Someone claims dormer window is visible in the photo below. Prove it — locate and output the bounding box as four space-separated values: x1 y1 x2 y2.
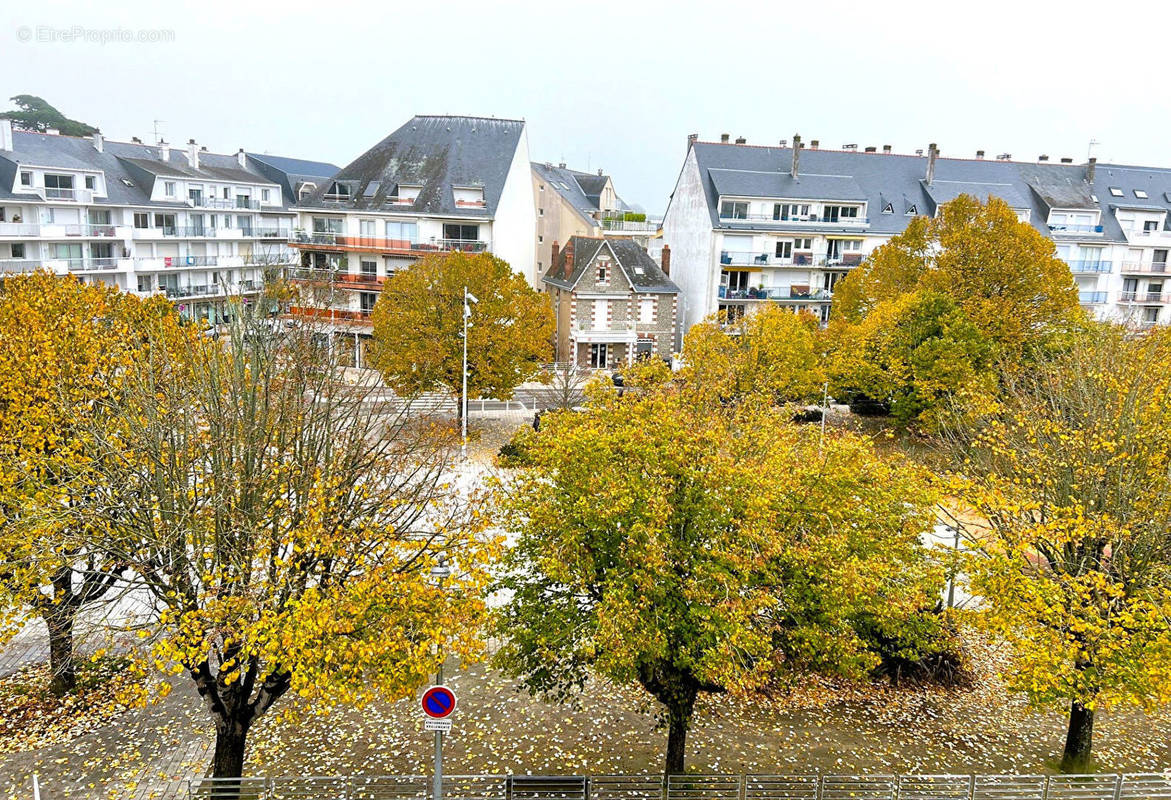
325 182 351 200
392 184 422 204
1135 189 1149 199
19 171 31 186
1109 187 1124 197
720 200 748 219
164 181 176 197
453 186 485 207
85 175 96 190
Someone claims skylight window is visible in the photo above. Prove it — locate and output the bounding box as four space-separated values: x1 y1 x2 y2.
120 178 135 188
882 203 894 214
905 204 917 216
1135 189 1149 199
1109 187 1124 197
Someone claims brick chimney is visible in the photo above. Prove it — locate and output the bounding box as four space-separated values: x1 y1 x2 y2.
735 136 746 144
720 133 730 143
925 143 939 186
1087 157 1097 183
563 239 575 277
551 241 560 273
882 144 892 154
661 245 671 276
686 133 698 152
790 133 802 179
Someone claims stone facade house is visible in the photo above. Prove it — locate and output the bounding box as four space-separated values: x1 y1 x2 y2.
542 236 679 368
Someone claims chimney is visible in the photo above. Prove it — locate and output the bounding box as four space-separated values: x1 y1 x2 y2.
882 144 892 154
159 140 170 161
187 138 199 170
131 136 142 144
1038 154 1049 162
0 119 12 152
237 148 247 168
790 133 802 179
686 133 698 152
660 245 671 276
864 146 877 153
597 168 603 176
925 143 938 186
558 161 566 169
551 241 560 270
976 150 985 159
997 153 1012 161
843 144 858 151
1087 157 1097 183
563 239 575 275
93 132 103 153
779 139 788 147
1060 157 1073 164
915 149 924 156
735 136 746 145
810 139 819 149
720 133 730 143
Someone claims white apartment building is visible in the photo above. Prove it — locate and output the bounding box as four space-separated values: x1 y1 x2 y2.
0 119 337 324
288 115 537 365
663 133 1171 331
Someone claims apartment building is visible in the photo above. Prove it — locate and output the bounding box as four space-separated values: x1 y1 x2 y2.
662 133 1171 331
0 119 336 324
542 237 678 368
531 163 661 279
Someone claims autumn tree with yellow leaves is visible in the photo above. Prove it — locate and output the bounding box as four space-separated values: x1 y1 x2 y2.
0 271 188 696
494 373 949 775
370 251 554 411
82 305 498 780
950 324 1171 771
825 195 1085 429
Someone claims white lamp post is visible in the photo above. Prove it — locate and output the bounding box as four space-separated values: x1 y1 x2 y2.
461 288 478 460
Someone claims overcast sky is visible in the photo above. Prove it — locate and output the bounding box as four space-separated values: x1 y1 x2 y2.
3 0 1170 214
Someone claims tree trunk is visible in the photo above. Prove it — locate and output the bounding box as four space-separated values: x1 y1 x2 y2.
212 718 250 779
1060 699 1094 772
46 609 77 697
664 689 697 777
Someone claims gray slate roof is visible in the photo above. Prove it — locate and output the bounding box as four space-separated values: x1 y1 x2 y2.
684 141 1171 241
532 162 602 224
0 130 332 211
298 115 525 217
543 236 678 294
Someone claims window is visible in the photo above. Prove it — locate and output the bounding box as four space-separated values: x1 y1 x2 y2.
775 241 793 260
19 171 32 186
640 297 655 325
261 189 270 202
717 304 745 323
386 221 418 244
1145 220 1159 232
88 209 110 225
539 208 544 216
11 243 23 258
1109 187 1124 197
796 238 812 250
153 213 176 232
235 194 251 209
906 204 918 216
593 299 609 330
84 175 96 190
443 223 480 242
1135 189 1149 199
312 217 343 234
720 200 748 219
597 263 609 284
164 181 176 196
538 235 543 243
589 343 608 369
360 292 378 314
223 187 230 199
44 174 74 199
325 182 350 200
359 219 376 237
134 213 149 229
360 260 377 276
882 203 894 214
775 203 810 221
137 275 153 293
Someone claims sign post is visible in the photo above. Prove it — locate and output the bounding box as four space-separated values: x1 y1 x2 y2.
423 684 457 800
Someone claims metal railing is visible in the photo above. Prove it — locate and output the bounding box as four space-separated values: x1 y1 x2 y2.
42 186 94 202
1065 260 1112 273
163 226 216 237
719 286 833 301
0 258 43 273
718 213 869 225
601 218 662 233
0 222 40 236
191 197 262 210
1048 223 1104 234
1079 290 1108 305
186 773 1171 800
63 223 118 236
720 251 861 268
1120 261 1168 274
1120 291 1166 303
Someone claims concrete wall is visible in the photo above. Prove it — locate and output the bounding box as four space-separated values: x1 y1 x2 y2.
661 148 716 332
494 127 538 285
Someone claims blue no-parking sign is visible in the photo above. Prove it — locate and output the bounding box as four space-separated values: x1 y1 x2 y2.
421 685 457 719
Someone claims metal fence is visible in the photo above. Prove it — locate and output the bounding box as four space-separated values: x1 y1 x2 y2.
186 773 1171 800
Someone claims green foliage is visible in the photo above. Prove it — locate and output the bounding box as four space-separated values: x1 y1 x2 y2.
1 95 99 136
370 251 554 401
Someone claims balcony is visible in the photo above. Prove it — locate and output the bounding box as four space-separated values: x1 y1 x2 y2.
0 223 40 237
1048 223 1104 235
41 187 95 203
0 259 43 273
63 224 118 237
600 216 662 233
163 226 215 238
1121 261 1168 274
719 286 833 302
189 197 261 210
1079 291 1108 305
1066 260 1112 274
718 212 869 227
290 231 491 255
720 251 838 267
1120 291 1167 304
137 255 219 270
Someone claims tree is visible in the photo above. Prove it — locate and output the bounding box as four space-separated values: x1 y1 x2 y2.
680 305 824 406
949 325 1171 771
494 382 946 775
1 95 99 136
826 196 1086 428
81 306 498 780
823 291 996 429
370 252 554 411
0 272 186 696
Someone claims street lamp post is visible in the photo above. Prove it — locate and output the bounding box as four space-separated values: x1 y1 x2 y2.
461 288 478 460
430 555 451 800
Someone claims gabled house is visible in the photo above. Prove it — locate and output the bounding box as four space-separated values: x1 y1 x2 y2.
542 236 678 368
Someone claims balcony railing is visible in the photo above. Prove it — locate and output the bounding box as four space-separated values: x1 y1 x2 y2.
1121 261 1168 274
719 286 833 301
189 197 261 210
64 224 118 237
1079 291 1108 305
140 255 219 268
163 226 215 237
42 187 94 203
290 231 491 254
1120 291 1166 303
720 251 843 267
252 228 290 238
600 217 662 233
1048 223 1104 234
0 223 40 236
718 212 869 225
0 259 42 273
84 257 119 270
1066 259 1112 273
